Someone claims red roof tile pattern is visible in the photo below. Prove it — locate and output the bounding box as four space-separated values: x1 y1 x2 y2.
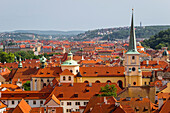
80 67 125 77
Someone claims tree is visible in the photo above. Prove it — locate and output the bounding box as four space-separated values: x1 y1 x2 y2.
99 84 117 97
0 52 15 63
23 81 30 91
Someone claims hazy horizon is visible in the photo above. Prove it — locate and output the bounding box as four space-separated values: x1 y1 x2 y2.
0 0 170 32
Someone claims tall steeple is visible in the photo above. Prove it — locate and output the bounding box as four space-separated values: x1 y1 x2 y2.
126 9 139 54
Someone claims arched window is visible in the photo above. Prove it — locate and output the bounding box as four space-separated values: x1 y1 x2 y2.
63 76 66 81
70 70 73 73
133 82 136 85
132 56 135 60
69 76 71 81
84 80 89 83
117 80 123 89
144 82 147 85
106 80 111 83
43 83 46 87
95 80 100 83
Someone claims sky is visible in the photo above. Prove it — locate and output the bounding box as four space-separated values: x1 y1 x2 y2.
0 0 170 32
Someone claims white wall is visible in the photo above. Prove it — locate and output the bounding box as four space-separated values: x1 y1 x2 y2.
60 100 89 113
2 99 46 108
0 107 6 113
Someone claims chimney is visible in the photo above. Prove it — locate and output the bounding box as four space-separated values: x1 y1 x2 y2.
139 97 143 101
70 83 73 87
157 60 159 65
146 60 149 66
3 68 5 72
89 83 92 87
90 107 93 111
0 92 1 98
0 68 2 73
104 97 107 104
115 101 120 107
58 82 61 86
158 98 164 110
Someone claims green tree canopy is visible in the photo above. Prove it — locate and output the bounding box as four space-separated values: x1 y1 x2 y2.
141 29 170 50
0 52 15 63
23 81 30 91
99 84 117 97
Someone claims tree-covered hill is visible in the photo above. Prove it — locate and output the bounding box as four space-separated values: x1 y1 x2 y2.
141 29 170 50
75 25 170 41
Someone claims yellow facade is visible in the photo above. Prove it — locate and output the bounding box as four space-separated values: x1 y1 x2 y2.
125 54 142 87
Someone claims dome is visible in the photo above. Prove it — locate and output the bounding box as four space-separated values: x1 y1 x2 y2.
68 51 73 56
61 60 79 66
162 50 169 56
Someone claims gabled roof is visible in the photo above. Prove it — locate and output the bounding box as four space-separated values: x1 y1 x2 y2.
50 83 122 100
0 100 7 109
84 96 117 113
44 94 60 105
12 99 31 113
60 69 74 76
159 98 170 113
31 67 62 78
80 67 125 77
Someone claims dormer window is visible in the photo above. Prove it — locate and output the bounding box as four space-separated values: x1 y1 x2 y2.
47 72 50 74
59 93 63 98
74 94 78 97
83 72 86 74
40 72 43 74
95 72 98 74
106 71 109 74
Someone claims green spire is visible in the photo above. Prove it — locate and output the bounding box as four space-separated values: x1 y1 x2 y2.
126 9 139 54
18 56 22 68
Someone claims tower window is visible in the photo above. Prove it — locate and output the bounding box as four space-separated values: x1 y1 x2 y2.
132 56 135 60
132 67 136 71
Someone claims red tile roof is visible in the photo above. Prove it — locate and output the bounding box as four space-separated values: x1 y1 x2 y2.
80 67 125 77
12 99 31 113
50 83 122 100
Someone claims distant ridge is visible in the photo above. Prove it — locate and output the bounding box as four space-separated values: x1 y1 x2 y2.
13 30 85 35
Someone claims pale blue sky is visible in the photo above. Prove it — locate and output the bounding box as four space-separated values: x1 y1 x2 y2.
0 0 170 31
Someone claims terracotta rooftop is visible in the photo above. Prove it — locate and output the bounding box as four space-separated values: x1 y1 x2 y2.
12 99 31 113
79 67 125 77
50 83 122 100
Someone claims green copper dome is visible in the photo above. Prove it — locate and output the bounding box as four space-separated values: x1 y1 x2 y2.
61 60 79 66
162 50 169 56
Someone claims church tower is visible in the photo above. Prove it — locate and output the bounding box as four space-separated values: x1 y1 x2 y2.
125 9 142 87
